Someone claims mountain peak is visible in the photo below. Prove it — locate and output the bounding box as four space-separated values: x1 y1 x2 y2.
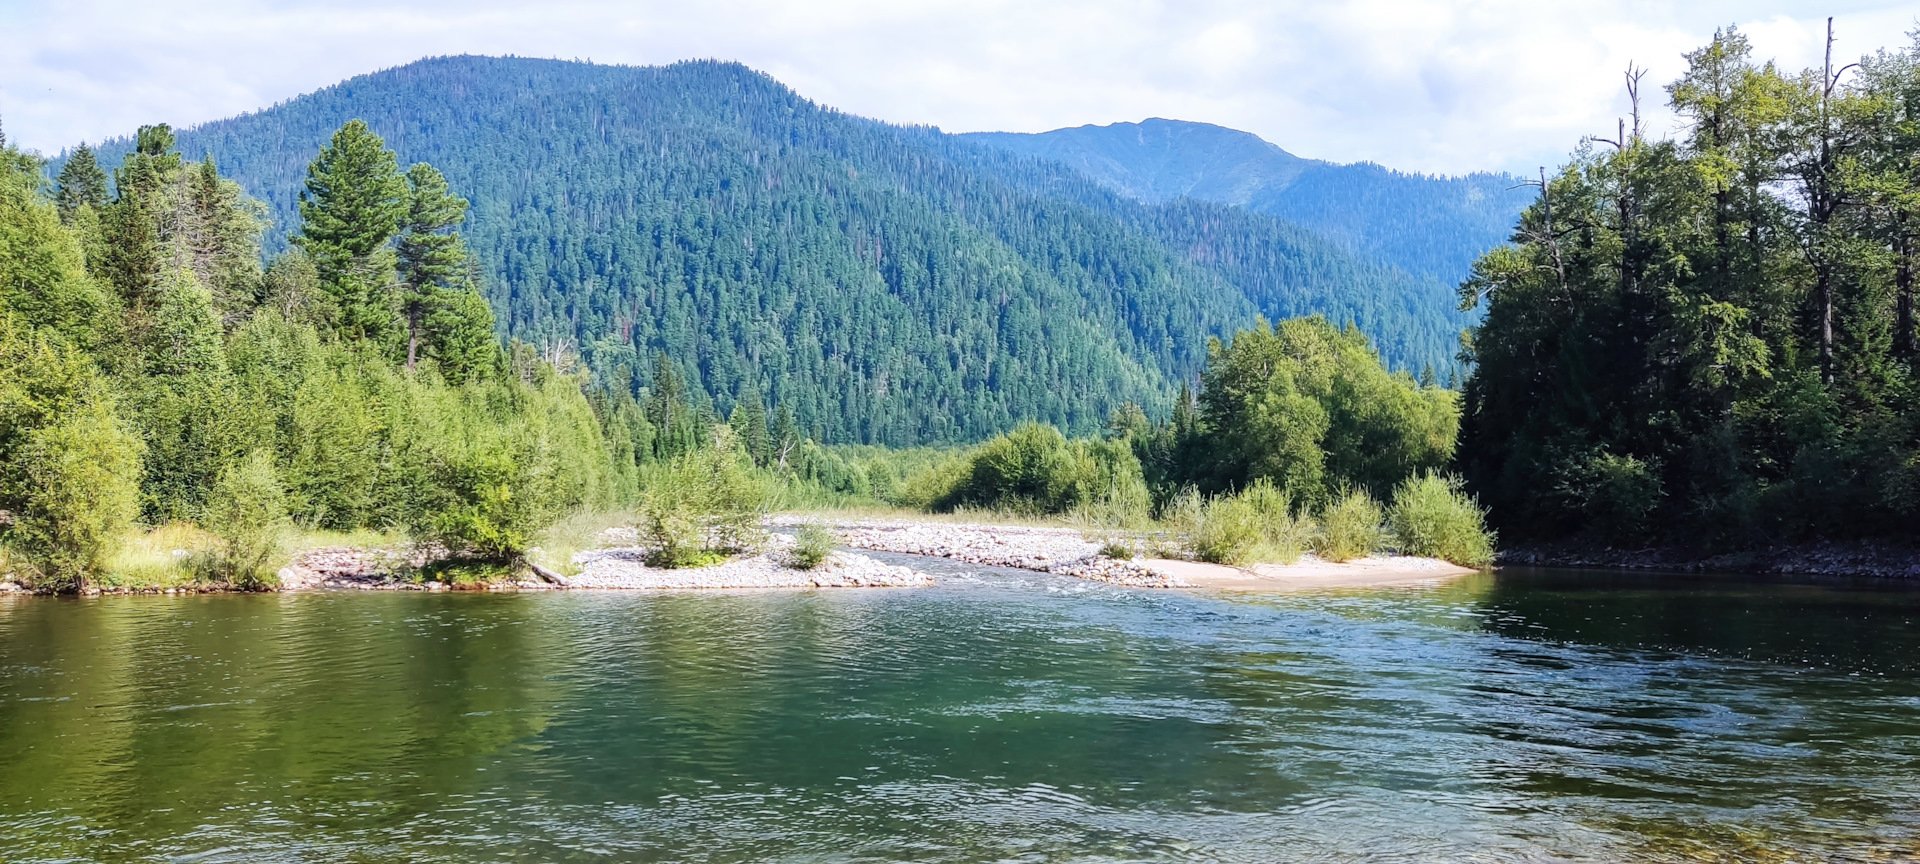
960 117 1311 208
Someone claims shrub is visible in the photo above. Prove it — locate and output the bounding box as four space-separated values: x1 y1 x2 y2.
1315 488 1385 563
1190 495 1265 565
1388 472 1494 567
202 450 290 588
1240 478 1313 565
788 523 835 570
11 394 144 590
1554 450 1662 541
639 427 772 568
423 441 538 563
1097 538 1136 559
894 453 968 511
929 423 1148 516
1068 470 1154 531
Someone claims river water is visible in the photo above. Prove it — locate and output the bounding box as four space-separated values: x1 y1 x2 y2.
2 563 1917 862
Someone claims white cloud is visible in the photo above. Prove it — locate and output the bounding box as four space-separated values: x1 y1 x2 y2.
0 0 1913 175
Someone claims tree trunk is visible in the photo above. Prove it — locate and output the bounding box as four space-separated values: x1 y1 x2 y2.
405 307 421 373
1896 229 1915 361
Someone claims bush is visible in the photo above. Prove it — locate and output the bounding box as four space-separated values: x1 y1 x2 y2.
1388 472 1494 567
1190 495 1265 565
639 427 772 568
930 423 1148 516
202 450 290 588
1554 450 1662 542
1240 478 1313 565
788 523 835 570
1097 539 1136 560
1315 488 1385 562
11 394 144 590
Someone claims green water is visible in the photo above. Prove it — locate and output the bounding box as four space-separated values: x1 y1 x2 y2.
3 562 1919 862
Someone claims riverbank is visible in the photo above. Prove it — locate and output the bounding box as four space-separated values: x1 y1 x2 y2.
2 515 1475 594
1500 540 1920 581
813 518 1474 590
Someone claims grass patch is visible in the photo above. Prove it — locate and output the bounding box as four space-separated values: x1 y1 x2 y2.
100 523 218 589
529 509 636 576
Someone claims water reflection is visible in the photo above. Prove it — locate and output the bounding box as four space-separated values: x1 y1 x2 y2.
0 571 1916 862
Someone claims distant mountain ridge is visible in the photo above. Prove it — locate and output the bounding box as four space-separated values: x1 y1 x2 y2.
963 118 1529 288
66 56 1477 445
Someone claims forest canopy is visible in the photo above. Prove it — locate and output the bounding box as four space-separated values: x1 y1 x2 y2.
1457 26 1920 547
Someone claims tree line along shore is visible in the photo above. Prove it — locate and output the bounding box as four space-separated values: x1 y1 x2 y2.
4 28 1920 593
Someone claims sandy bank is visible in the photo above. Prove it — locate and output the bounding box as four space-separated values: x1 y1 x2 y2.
808 517 1474 590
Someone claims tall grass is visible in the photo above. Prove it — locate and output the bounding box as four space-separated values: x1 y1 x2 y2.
1178 480 1318 566
1388 472 1495 567
1314 488 1386 563
100 523 218 589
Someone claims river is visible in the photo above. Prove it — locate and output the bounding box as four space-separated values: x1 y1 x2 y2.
2 562 1917 862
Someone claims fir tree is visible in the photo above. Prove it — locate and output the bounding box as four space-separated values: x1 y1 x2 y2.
54 144 108 223
293 120 407 342
398 162 468 370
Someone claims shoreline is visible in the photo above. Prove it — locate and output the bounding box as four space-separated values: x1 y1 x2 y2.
814 518 1474 590
2 516 1476 596
1500 541 1920 581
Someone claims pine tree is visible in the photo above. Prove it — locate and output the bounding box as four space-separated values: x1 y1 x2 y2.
293 120 407 342
770 405 799 470
99 125 183 308
398 163 469 369
54 144 108 223
421 287 497 383
728 390 770 466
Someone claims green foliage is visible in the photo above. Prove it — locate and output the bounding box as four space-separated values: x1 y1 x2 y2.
13 391 144 590
53 143 108 222
1240 478 1315 565
1458 31 1920 547
130 267 240 521
1554 452 1663 543
933 422 1146 516
1 117 629 590
1314 488 1385 563
1189 495 1266 566
639 428 772 567
398 162 471 370
1 152 114 346
203 450 290 588
1387 473 1494 567
90 57 1471 445
1182 317 1457 507
788 523 835 570
1180 479 1314 566
293 119 407 342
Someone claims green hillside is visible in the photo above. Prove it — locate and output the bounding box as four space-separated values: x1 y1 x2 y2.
77 56 1471 444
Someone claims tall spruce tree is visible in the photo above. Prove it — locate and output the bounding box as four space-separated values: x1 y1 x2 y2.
54 144 108 223
293 120 407 342
397 162 468 370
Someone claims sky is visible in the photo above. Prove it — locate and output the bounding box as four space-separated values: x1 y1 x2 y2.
1 0 1915 176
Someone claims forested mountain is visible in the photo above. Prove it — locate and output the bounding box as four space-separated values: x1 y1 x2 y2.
964 119 1531 289
68 56 1470 445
